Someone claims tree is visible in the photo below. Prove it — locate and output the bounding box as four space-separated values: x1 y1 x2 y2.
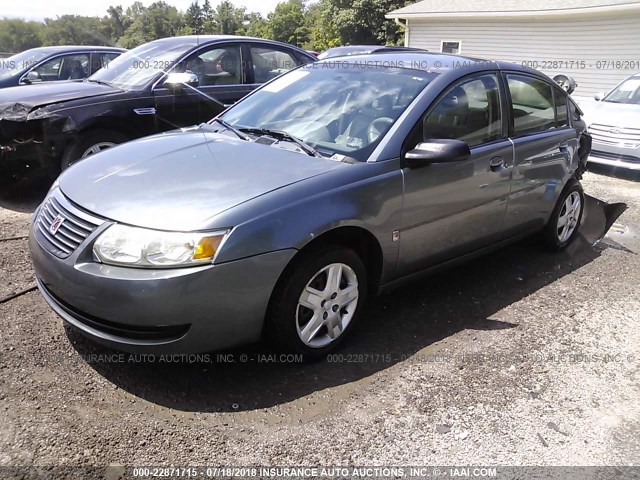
268 0 307 46
237 12 270 38
44 15 115 46
0 0 408 53
325 0 409 46
0 19 44 53
201 0 215 33
106 6 127 39
212 1 245 35
305 0 340 50
144 2 183 39
117 1 183 48
184 1 204 34
115 1 147 47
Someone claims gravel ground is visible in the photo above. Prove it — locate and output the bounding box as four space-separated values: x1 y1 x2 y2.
0 167 638 473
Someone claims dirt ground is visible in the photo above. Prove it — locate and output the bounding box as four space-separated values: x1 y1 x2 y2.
0 165 639 474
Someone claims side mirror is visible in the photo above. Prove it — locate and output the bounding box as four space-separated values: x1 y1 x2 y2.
594 92 605 101
21 71 41 84
404 139 471 168
163 72 199 91
552 74 577 95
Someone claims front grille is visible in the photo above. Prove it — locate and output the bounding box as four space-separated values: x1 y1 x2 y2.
35 189 103 258
589 123 640 148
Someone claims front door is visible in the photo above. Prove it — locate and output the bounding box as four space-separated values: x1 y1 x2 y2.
398 72 514 276
153 43 251 130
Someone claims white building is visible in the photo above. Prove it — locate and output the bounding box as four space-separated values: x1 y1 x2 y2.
387 0 640 99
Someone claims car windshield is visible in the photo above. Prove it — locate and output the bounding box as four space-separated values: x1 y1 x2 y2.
604 77 640 104
88 40 198 90
0 49 49 79
221 63 437 161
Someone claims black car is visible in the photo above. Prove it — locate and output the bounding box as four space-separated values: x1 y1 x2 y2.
317 45 427 60
0 36 315 172
0 46 125 88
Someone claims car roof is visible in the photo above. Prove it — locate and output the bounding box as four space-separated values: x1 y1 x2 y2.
330 45 422 51
25 46 126 53
320 45 425 57
324 51 551 77
148 35 312 53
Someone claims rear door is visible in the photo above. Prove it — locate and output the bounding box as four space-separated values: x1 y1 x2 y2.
398 72 514 275
501 72 579 236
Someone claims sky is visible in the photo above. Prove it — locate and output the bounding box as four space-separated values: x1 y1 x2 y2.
0 0 283 21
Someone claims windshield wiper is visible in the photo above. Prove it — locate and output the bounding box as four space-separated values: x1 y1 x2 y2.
86 78 113 87
210 118 250 141
239 127 322 158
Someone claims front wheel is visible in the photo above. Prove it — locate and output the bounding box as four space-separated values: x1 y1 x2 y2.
61 129 128 170
267 247 368 359
542 180 585 250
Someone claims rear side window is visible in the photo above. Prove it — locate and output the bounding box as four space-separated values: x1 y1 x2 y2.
423 73 502 147
102 53 120 68
251 47 299 84
554 89 568 127
506 74 555 136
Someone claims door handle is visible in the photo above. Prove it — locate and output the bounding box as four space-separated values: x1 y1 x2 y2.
489 156 504 171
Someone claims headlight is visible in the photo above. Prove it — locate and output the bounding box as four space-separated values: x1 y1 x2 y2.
93 224 229 268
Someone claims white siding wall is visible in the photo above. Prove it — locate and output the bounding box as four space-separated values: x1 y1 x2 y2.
406 12 640 98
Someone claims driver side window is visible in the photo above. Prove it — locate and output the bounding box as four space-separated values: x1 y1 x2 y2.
177 45 242 87
422 74 503 148
33 54 90 81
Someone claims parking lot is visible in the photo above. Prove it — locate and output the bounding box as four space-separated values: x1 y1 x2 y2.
0 167 639 468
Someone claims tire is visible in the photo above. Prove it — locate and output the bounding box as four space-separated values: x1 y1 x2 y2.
267 247 368 360
61 129 128 170
542 180 585 250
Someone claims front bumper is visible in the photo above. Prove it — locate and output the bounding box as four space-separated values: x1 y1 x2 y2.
588 141 640 170
589 153 640 170
1 140 53 168
29 205 296 354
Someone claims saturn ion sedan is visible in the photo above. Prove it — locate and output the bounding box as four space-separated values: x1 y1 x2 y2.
29 52 591 358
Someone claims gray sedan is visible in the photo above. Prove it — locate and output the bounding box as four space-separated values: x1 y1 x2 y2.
581 73 640 170
29 53 590 357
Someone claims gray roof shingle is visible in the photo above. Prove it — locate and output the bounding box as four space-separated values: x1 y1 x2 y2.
388 0 640 16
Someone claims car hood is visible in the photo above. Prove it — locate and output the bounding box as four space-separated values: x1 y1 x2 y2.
579 100 640 128
0 81 120 120
59 129 346 231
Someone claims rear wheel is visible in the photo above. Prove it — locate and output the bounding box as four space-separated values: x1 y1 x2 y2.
267 247 368 359
61 130 127 170
542 180 584 250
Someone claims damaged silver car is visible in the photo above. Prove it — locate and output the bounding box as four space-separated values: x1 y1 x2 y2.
30 53 592 356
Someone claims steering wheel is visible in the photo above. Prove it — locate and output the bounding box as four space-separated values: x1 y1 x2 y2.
367 117 394 143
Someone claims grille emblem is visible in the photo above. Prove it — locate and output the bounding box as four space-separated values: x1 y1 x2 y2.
49 215 65 235
608 127 622 134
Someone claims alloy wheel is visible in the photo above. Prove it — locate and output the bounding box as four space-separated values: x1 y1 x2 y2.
296 262 359 348
556 191 582 243
81 142 117 158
